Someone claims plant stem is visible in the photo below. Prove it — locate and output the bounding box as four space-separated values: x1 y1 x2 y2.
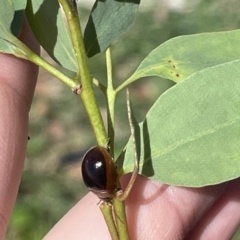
100 202 119 240
115 74 137 93
29 55 76 88
58 0 82 80
105 49 130 239
113 198 129 240
59 0 107 146
106 48 116 156
8 36 77 88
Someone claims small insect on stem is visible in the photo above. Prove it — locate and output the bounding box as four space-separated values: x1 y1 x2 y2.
81 89 139 202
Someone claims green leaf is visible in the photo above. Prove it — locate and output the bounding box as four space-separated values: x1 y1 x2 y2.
127 30 240 84
118 60 240 187
26 0 77 72
0 0 15 29
83 0 140 57
0 0 27 58
11 0 27 36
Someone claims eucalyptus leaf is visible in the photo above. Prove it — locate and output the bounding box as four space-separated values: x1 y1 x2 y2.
118 59 240 187
0 0 28 58
11 0 27 36
0 0 14 29
126 30 240 84
26 0 77 72
84 0 140 57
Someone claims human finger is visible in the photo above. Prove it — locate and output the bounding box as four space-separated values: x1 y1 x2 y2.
122 174 226 239
0 18 39 239
43 174 226 240
186 178 240 240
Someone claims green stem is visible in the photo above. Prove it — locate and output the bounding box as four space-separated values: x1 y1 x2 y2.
105 48 129 239
58 0 82 80
29 53 76 88
113 198 129 240
115 74 137 93
100 202 119 240
7 36 77 88
106 48 116 156
59 0 107 146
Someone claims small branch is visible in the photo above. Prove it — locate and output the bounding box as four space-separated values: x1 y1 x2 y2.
59 0 107 146
112 198 129 240
100 202 119 240
8 37 77 88
28 51 76 88
58 0 83 80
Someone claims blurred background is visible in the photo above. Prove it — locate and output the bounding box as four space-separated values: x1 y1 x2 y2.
6 0 240 239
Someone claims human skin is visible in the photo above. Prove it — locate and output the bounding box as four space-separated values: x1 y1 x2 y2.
43 176 240 240
1 20 240 240
0 19 39 240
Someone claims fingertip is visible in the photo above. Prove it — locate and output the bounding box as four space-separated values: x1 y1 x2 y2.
43 193 111 240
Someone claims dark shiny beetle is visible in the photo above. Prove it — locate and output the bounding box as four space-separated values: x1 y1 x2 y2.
81 90 139 202
81 145 119 201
